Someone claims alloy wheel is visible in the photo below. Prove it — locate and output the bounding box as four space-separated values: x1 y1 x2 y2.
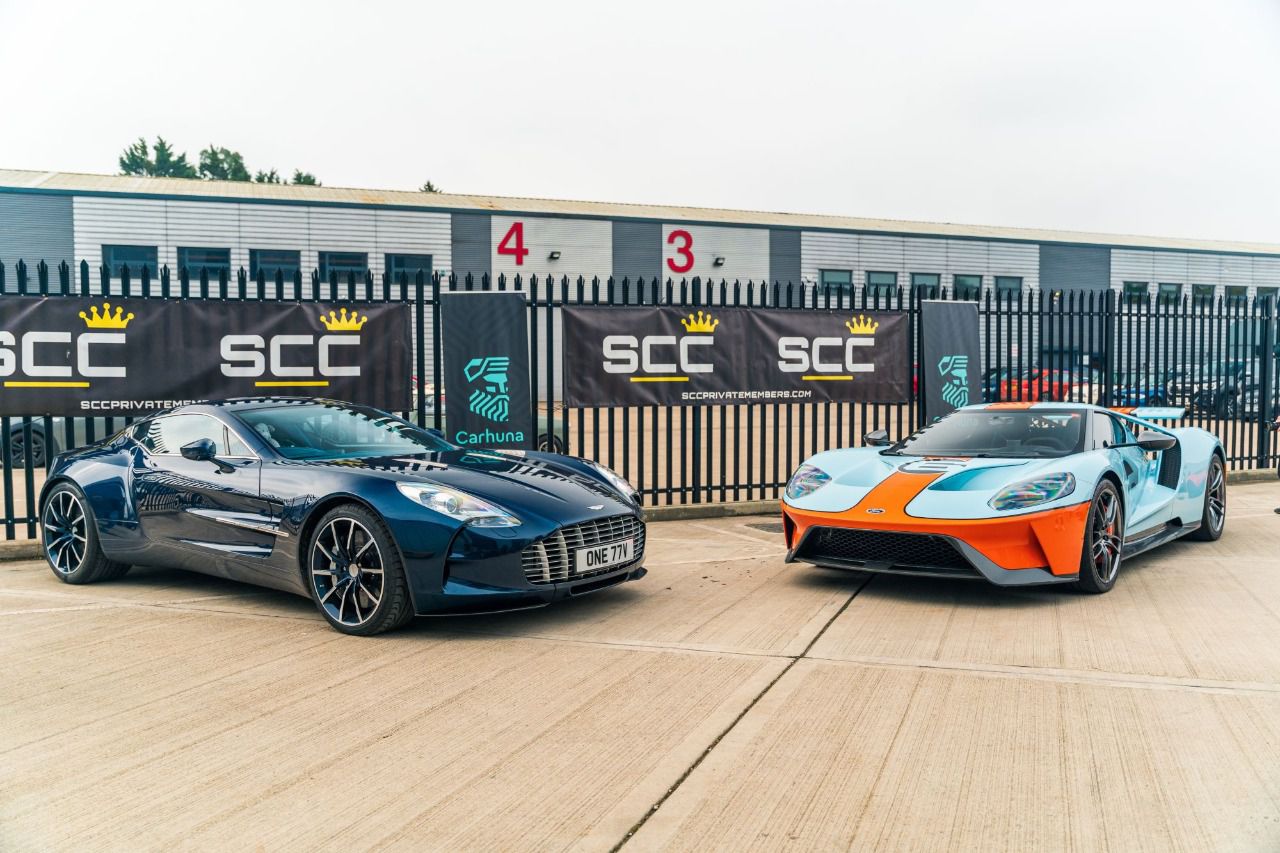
1091 490 1122 584
10 431 45 468
43 491 87 576
310 517 385 627
1206 463 1226 532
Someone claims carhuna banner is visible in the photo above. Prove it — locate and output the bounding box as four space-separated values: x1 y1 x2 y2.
919 300 982 423
0 297 411 417
562 305 910 407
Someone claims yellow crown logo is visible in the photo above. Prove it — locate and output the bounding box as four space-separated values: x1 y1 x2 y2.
680 310 719 333
319 307 369 332
845 314 879 335
79 301 135 330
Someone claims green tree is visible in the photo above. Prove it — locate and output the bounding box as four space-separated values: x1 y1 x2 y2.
118 136 197 178
419 180 442 193
254 168 282 184
199 146 250 181
291 170 320 186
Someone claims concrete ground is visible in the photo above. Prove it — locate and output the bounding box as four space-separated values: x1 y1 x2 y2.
2 483 1278 852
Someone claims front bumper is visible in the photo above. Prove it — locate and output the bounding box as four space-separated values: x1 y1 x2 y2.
781 500 1091 586
402 511 648 615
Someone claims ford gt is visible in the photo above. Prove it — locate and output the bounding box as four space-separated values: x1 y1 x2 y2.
781 404 1225 592
38 398 646 634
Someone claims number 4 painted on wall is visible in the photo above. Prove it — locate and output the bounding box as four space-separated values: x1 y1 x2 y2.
498 222 529 266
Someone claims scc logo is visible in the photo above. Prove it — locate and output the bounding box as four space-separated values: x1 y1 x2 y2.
0 302 132 389
221 308 366 388
603 310 718 383
777 314 880 381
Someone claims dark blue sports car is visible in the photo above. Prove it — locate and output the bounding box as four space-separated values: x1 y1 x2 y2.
38 398 647 635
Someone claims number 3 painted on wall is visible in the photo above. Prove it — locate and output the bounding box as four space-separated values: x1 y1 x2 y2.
666 229 694 274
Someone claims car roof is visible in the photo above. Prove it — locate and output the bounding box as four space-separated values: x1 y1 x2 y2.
149 397 351 418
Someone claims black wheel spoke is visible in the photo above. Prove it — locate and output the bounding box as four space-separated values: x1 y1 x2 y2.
310 515 384 627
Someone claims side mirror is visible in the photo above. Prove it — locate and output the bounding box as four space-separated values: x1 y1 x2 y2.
864 429 890 447
180 438 236 473
425 427 447 441
1135 431 1177 452
181 438 218 462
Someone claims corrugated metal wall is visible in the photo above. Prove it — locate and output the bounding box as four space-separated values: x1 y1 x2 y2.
659 223 770 283
612 221 661 285
490 215 611 283
0 193 74 277
769 229 801 285
799 232 1040 293
1040 245 1110 292
71 197 452 288
1110 248 1280 298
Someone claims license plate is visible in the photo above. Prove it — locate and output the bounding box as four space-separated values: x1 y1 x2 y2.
575 538 634 573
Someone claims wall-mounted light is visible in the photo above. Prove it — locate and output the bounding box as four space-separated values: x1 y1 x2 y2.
713 256 726 267
548 251 561 260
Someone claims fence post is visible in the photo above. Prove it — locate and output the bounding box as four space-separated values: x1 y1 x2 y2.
1102 287 1116 407
1257 293 1276 469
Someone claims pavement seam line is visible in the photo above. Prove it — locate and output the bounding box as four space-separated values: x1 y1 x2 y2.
610 572 874 851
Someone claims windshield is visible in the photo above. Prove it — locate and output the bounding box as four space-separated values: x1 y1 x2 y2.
234 402 453 460
887 409 1086 458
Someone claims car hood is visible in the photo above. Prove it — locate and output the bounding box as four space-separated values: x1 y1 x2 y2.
785 448 1090 519
289 449 633 525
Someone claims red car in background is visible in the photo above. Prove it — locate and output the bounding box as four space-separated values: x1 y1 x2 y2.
999 368 1099 403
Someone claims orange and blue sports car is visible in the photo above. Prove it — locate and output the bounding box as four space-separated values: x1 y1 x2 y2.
780 404 1225 592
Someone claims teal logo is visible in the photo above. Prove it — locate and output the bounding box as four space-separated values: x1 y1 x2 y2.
938 355 969 408
465 356 511 422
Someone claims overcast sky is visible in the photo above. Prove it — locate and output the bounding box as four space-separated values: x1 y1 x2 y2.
1 0 1277 243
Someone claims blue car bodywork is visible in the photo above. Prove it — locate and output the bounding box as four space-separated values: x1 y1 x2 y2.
38 399 646 622
781 404 1224 588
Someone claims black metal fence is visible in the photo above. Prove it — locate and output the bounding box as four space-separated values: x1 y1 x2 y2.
1 257 1277 540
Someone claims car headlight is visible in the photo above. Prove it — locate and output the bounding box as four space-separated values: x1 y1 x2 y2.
396 482 521 526
786 463 831 501
989 473 1076 511
587 460 636 500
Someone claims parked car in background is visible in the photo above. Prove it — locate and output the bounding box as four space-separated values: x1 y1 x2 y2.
1174 360 1255 416
6 418 113 468
982 367 1021 403
1101 371 1173 408
1238 382 1280 419
1035 368 1101 403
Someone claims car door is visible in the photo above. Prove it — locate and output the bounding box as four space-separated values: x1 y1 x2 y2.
1100 413 1175 540
130 413 277 572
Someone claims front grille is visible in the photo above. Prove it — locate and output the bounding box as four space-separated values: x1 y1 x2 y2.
522 514 645 584
795 527 979 577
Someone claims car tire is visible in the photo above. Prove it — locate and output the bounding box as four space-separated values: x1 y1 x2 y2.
1188 455 1226 541
306 503 414 636
41 482 130 584
1075 480 1124 594
9 425 49 468
537 433 566 454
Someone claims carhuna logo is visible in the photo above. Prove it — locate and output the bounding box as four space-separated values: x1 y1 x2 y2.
1 301 134 390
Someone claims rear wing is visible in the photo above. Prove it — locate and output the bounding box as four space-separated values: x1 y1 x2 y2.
1110 406 1185 422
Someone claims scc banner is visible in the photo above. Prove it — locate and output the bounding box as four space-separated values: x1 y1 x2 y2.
440 292 533 449
0 297 411 417
919 300 982 422
562 305 909 407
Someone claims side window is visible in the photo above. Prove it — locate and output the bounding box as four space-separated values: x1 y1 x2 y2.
1092 412 1114 449
224 429 253 457
1110 416 1135 447
136 415 227 455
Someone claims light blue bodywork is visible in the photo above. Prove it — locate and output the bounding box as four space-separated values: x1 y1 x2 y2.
784 403 1223 551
